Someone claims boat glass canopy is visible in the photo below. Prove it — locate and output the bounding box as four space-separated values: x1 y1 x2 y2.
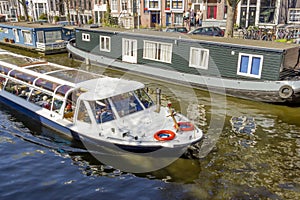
26 65 63 74
0 54 34 66
48 70 102 84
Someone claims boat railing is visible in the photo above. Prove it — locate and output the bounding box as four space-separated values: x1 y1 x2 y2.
36 41 68 51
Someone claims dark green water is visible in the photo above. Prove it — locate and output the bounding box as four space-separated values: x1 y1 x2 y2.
0 45 299 199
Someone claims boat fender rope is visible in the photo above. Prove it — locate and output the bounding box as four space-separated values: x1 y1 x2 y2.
278 85 294 99
154 130 176 141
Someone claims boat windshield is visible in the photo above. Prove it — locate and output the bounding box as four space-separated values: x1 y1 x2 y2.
110 89 153 118
89 99 115 124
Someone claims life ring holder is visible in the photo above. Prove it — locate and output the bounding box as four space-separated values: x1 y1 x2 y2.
279 85 294 99
176 122 195 131
154 130 176 141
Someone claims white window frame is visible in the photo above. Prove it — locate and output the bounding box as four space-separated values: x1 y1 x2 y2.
189 47 209 69
122 38 137 63
13 28 19 42
237 53 263 79
99 35 111 52
22 30 32 44
143 40 172 63
111 0 118 12
82 33 90 42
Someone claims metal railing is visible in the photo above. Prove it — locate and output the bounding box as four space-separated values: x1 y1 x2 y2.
36 41 68 51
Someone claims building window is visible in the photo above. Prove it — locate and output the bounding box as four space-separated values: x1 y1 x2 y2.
111 0 118 11
121 0 127 11
100 36 110 52
189 47 209 69
143 41 172 63
148 0 160 9
259 0 276 24
171 0 183 9
289 8 300 23
237 53 263 79
82 33 90 41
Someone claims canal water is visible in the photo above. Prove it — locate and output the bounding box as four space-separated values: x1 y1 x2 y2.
0 46 299 199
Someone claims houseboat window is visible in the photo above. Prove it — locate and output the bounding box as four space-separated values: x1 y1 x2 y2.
9 70 37 83
4 80 31 99
134 89 154 108
29 89 53 110
2 28 8 34
22 31 32 44
77 101 92 123
237 53 263 78
100 36 111 52
13 29 19 42
45 31 62 43
37 31 44 43
143 41 172 63
189 47 209 69
90 99 115 124
110 92 143 118
82 33 90 42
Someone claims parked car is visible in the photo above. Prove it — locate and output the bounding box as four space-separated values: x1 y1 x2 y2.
165 27 188 33
188 26 224 37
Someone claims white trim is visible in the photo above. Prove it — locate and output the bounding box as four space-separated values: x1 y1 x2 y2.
122 38 137 63
189 47 209 69
99 35 111 52
143 40 172 63
82 33 90 42
21 30 32 44
237 53 263 79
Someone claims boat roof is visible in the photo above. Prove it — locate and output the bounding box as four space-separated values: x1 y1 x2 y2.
76 27 299 51
0 51 144 99
0 22 63 29
78 77 144 100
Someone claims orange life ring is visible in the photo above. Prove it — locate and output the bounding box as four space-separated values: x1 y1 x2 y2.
154 130 176 141
176 122 195 131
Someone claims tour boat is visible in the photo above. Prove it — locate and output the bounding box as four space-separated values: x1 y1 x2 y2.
0 49 203 154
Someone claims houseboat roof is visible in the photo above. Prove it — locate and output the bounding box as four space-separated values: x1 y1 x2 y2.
76 27 299 51
0 22 63 29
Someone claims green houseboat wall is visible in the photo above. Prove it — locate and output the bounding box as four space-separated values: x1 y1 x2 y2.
75 28 288 81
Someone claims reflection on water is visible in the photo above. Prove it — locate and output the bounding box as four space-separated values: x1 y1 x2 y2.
0 45 300 199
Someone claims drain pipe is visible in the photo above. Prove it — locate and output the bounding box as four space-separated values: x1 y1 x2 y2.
155 88 161 113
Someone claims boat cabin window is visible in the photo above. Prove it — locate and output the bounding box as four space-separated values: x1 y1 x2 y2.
35 78 59 92
55 85 73 97
77 101 92 123
0 65 12 75
237 53 263 79
9 70 37 83
4 80 31 99
0 77 6 90
110 91 144 118
29 89 53 110
90 99 115 124
134 89 154 109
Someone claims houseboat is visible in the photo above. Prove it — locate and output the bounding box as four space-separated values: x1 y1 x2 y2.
67 27 300 104
0 22 75 54
0 49 203 154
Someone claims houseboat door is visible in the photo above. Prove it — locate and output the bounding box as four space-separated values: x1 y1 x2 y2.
122 38 137 63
